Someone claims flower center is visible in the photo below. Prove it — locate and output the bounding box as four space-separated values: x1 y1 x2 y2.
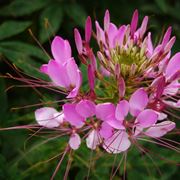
96 44 153 102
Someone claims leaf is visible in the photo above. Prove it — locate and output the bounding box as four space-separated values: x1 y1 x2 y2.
0 21 31 41
0 0 49 17
0 41 49 62
0 46 48 80
39 4 63 43
154 0 168 13
65 4 87 27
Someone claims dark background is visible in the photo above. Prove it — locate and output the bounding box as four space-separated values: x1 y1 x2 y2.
0 0 179 179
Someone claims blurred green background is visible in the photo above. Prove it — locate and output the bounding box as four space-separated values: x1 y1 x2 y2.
0 0 179 179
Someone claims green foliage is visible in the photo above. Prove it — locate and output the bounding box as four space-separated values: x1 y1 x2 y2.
39 4 64 43
0 0 49 17
0 21 31 40
0 0 179 179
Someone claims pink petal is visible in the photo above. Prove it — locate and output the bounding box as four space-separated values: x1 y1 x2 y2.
113 25 126 47
74 28 83 54
139 16 148 39
53 112 65 124
129 88 149 116
163 99 180 108
67 70 82 98
47 60 70 88
96 103 116 121
118 77 126 98
130 9 138 36
51 36 71 63
145 121 175 138
86 130 101 150
133 125 144 136
177 100 180 107
161 26 172 48
66 58 79 87
85 16 92 43
106 119 125 130
104 9 110 31
163 80 180 95
115 100 129 122
99 122 113 139
95 21 105 45
164 36 176 53
100 65 111 77
69 133 81 150
157 112 167 120
151 75 166 98
146 32 153 57
40 64 48 74
35 107 60 128
136 109 158 128
63 103 85 128
108 23 118 48
88 51 97 71
103 131 131 154
165 52 180 79
76 100 95 118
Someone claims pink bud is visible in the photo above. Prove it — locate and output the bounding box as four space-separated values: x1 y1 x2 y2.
139 16 148 39
162 26 172 48
151 75 166 98
164 36 176 53
88 64 95 90
85 16 92 43
118 77 125 98
130 9 138 37
40 64 48 74
88 51 97 71
74 28 83 54
104 9 110 31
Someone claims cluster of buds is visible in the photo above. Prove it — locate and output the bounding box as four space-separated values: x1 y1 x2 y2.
35 10 179 153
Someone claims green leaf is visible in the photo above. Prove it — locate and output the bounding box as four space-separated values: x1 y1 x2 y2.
0 47 48 80
39 4 63 43
0 21 31 41
0 41 49 62
0 0 49 17
154 0 168 13
65 4 87 27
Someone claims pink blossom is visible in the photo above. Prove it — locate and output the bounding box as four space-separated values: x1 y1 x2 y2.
32 9 178 159
40 36 82 98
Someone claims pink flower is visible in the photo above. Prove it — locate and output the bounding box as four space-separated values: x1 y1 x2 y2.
40 36 82 98
24 10 179 173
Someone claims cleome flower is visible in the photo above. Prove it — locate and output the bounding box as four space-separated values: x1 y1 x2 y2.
16 9 180 178
40 36 82 98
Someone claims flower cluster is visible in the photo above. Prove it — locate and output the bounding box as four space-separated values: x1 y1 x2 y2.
35 10 179 153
